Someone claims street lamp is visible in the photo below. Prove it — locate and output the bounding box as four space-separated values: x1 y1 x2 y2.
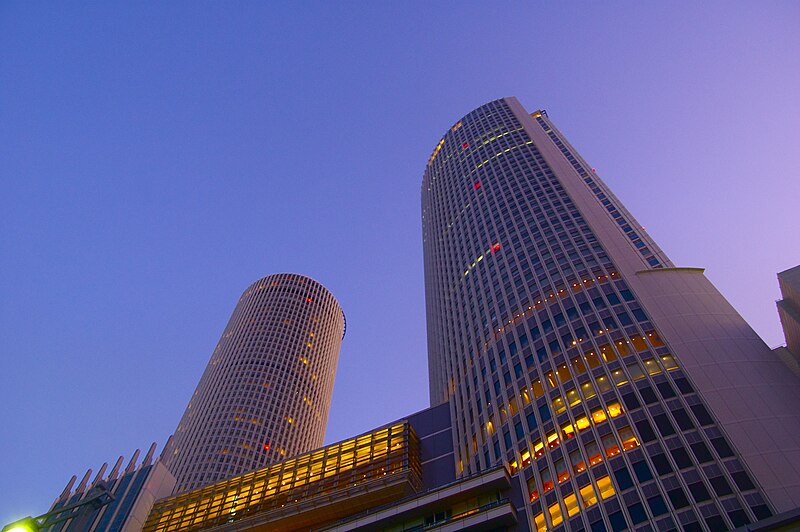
2 484 113 532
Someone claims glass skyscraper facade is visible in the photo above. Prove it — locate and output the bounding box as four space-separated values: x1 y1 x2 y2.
422 98 800 530
167 273 345 494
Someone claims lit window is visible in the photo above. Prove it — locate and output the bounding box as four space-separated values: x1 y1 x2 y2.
555 458 569 484
597 475 616 499
549 501 563 526
546 371 558 388
521 450 532 468
616 340 630 356
596 375 613 393
532 379 544 399
591 408 607 424
602 433 621 458
541 467 554 492
570 448 586 473
473 181 481 189
585 351 601 368
547 431 560 449
647 330 665 347
631 336 648 351
571 355 587 374
566 388 581 406
509 460 518 475
607 402 623 418
534 512 547 532
600 344 616 362
626 360 645 380
581 381 597 400
643 358 662 375
580 483 598 507
575 415 591 432
611 369 629 386
661 354 679 370
552 396 566 414
533 440 545 459
556 364 572 382
618 426 640 450
521 387 531 405
561 422 575 440
564 493 580 517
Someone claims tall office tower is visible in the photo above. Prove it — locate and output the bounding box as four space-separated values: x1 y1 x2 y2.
422 98 800 530
167 273 345 494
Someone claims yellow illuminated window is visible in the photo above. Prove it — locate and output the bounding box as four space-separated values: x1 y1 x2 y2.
533 440 545 459
647 330 665 347
600 344 616 362
547 431 560 449
571 355 587 375
632 336 648 352
534 512 547 532
509 460 518 475
618 426 639 450
607 402 623 418
597 475 616 499
575 415 591 432
521 450 532 468
616 340 630 356
581 381 597 400
566 387 581 406
596 375 613 392
611 369 628 386
661 354 679 370
549 501 563 526
552 396 566 414
643 358 662 375
532 379 544 398
627 360 645 380
585 350 601 368
521 387 531 405
591 408 607 424
556 363 572 382
546 371 558 389
561 422 575 440
564 493 580 517
580 483 598 507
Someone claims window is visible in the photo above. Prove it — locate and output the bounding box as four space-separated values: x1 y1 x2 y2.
564 493 580 517
688 481 711 502
580 381 597 400
547 431 560 449
596 475 616 499
651 453 672 475
532 379 544 398
533 440 545 459
570 449 586 474
561 421 576 440
632 460 652 482
579 482 598 507
670 447 692 468
552 396 566 414
595 375 612 393
556 364 572 382
575 415 591 432
618 425 639 450
667 487 689 508
611 369 628 386
603 433 621 457
661 354 678 370
628 502 648 524
607 402 623 418
643 358 662 375
614 467 633 490
555 458 569 484
571 355 587 374
591 408 607 424
585 350 601 368
548 501 563 526
586 441 603 466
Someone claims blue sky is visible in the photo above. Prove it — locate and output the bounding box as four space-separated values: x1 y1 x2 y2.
1 1 798 523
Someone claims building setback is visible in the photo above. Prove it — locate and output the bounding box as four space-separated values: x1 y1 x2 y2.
166 273 345 494
421 98 800 530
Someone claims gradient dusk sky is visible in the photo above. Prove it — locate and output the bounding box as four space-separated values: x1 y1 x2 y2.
1 1 798 523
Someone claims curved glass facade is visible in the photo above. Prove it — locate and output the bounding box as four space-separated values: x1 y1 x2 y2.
168 273 345 493
422 98 773 530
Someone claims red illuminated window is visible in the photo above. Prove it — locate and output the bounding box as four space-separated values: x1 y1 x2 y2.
474 182 482 189
462 142 469 149
492 243 501 252
306 297 313 303
263 443 271 451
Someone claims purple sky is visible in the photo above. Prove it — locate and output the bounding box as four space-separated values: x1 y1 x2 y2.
1 1 798 523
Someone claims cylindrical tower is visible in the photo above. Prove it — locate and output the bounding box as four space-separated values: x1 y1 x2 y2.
422 98 795 530
167 273 345 493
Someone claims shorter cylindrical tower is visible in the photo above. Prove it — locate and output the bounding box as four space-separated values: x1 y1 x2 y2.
167 273 345 493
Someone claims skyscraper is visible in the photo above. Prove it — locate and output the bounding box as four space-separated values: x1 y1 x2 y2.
422 98 800 530
167 273 345 494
